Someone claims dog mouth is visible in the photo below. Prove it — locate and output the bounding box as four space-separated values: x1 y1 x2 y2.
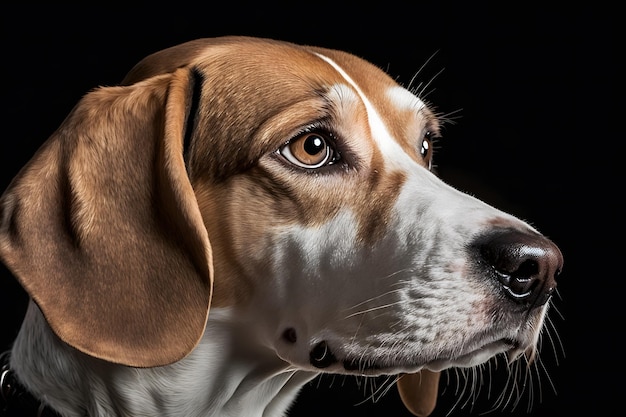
309 338 523 375
424 338 523 372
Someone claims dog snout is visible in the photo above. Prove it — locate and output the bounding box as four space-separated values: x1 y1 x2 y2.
473 229 564 306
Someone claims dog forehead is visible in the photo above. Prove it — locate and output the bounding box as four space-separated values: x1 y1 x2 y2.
126 37 427 136
176 38 429 180
310 48 430 168
123 37 343 89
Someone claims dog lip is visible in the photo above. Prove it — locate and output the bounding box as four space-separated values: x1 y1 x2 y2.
341 353 427 374
425 338 521 371
337 339 523 375
343 358 386 372
341 359 424 375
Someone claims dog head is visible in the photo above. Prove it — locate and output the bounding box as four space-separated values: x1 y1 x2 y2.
0 36 563 416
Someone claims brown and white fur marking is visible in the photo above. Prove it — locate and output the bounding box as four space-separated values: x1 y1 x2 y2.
0 36 563 417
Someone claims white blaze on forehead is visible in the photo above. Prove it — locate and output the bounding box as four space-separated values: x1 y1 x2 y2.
314 53 416 170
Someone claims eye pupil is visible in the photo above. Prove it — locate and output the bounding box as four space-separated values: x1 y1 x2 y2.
304 135 325 156
420 131 434 170
421 139 429 157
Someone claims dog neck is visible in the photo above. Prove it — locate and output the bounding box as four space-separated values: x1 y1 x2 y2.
9 301 317 417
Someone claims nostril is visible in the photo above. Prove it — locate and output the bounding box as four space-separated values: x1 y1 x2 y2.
498 259 540 299
515 259 540 278
475 228 564 306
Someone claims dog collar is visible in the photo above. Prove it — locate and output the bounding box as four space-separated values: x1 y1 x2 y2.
1 351 61 417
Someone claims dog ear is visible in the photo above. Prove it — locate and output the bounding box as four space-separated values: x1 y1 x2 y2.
0 67 213 367
397 370 441 417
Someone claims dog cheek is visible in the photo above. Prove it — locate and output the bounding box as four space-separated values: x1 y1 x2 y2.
193 178 304 306
353 169 406 244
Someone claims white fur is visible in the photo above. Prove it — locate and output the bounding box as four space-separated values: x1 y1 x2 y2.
386 85 427 113
12 303 316 417
315 53 415 170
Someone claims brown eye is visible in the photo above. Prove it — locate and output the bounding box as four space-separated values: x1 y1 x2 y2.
280 132 336 169
420 131 433 169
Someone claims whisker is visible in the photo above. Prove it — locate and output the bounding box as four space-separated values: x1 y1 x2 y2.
343 300 407 319
416 67 446 102
510 360 526 410
406 50 440 93
528 358 540 412
536 351 558 397
359 375 397 405
550 291 566 321
340 269 414 318
542 316 564 366
342 287 405 313
460 366 477 411
449 367 471 414
436 107 463 125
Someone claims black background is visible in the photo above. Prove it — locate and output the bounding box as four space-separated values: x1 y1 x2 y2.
0 3 619 416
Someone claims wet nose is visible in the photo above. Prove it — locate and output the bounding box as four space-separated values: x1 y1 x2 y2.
475 229 564 306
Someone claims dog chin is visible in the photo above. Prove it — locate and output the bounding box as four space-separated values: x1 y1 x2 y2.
425 338 523 372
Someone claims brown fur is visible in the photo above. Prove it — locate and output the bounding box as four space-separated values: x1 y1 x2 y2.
0 37 454 414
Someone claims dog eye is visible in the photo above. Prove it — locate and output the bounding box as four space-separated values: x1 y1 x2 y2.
420 131 433 169
279 132 337 169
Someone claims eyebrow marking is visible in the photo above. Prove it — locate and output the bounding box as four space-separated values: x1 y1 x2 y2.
387 85 426 113
313 53 415 170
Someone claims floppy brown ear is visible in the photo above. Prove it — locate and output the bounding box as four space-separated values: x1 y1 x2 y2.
0 68 212 367
397 370 441 417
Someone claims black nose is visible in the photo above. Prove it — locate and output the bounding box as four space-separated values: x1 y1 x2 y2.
475 229 564 306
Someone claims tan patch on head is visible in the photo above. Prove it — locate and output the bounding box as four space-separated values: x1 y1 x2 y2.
185 38 436 305
354 169 407 243
185 41 347 181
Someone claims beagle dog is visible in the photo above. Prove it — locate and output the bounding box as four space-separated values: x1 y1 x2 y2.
0 36 563 417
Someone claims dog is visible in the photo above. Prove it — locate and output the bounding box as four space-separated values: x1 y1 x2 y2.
0 36 563 417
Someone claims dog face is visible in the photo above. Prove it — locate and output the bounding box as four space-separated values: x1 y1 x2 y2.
172 39 562 375
0 36 563 415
